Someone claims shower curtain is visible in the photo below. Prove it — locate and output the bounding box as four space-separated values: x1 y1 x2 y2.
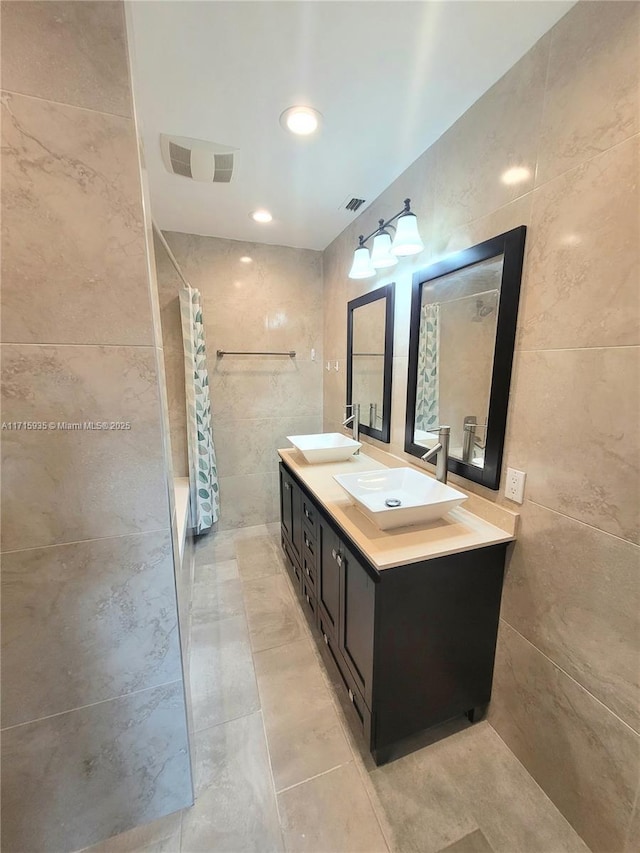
180 286 220 532
415 302 440 432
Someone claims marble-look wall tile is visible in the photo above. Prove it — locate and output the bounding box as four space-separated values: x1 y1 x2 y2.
1 344 170 551
502 501 640 732
213 417 276 478
0 1 132 117
1 92 153 346
1 531 182 728
505 347 639 543
520 137 639 350
433 35 548 234
536 0 640 184
489 621 639 852
217 472 277 530
1 682 192 853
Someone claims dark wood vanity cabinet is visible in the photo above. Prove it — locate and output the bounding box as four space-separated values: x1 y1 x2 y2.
278 461 506 765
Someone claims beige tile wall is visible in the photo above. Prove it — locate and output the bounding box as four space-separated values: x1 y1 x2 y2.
322 2 640 849
0 2 192 850
155 231 323 530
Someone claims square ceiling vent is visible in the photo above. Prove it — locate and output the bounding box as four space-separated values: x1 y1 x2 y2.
160 134 238 183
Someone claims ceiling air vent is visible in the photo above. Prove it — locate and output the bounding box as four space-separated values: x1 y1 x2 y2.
343 196 366 212
160 134 238 183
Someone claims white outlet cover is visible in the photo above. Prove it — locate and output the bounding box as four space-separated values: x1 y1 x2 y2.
505 467 526 504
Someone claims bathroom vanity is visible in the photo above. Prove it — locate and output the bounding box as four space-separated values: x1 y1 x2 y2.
278 448 516 765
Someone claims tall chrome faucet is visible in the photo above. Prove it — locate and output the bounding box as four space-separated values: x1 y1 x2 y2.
343 403 360 453
421 425 450 483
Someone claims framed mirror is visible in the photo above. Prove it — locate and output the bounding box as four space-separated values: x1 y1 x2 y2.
405 227 526 489
347 283 395 443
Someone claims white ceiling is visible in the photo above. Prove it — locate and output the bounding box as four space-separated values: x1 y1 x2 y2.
128 1 575 251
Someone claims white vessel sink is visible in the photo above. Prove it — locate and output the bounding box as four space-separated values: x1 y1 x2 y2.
334 467 468 530
288 432 362 464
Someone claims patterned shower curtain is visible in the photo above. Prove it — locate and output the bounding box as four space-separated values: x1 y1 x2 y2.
179 286 220 532
415 302 440 431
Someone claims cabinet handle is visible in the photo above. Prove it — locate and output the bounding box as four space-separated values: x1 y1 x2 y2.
305 594 310 604
305 567 310 576
348 689 354 703
304 507 311 519
323 633 329 645
336 554 343 567
284 482 290 491
331 548 337 560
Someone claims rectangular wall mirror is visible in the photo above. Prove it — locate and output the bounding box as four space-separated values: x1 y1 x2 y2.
347 283 395 443
405 227 526 489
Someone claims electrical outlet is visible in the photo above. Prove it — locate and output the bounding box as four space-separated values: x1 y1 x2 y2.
505 468 526 504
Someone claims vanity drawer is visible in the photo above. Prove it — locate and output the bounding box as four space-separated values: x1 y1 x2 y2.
302 549 317 593
302 526 317 565
302 497 318 538
281 534 302 593
301 579 318 628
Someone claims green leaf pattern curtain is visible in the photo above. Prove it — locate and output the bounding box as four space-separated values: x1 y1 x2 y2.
415 302 440 431
179 286 220 532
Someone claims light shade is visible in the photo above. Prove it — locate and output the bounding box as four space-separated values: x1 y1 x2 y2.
391 212 424 256
370 231 398 269
348 246 376 279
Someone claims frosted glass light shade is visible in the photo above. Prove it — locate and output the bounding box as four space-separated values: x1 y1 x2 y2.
348 246 376 279
391 213 424 256
370 232 398 269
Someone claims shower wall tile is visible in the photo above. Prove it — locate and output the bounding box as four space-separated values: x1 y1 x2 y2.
501 501 640 732
505 347 639 543
0 92 153 346
536 0 640 184
489 621 639 853
155 231 323 528
0 1 132 117
1 531 182 728
1 682 192 853
520 137 639 350
1 344 170 551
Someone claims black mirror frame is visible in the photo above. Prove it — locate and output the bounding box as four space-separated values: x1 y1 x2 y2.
347 283 395 444
404 226 526 490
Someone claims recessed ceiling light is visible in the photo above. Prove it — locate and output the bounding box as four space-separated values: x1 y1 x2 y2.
501 166 531 186
239 256 253 263
280 106 322 136
250 210 272 223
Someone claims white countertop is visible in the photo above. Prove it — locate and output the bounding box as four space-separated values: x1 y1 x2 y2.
278 448 516 571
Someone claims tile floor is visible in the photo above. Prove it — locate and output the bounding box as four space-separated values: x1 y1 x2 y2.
86 524 591 853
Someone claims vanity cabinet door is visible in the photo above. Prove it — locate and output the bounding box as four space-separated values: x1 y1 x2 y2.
317 515 341 642
280 464 303 562
339 543 375 708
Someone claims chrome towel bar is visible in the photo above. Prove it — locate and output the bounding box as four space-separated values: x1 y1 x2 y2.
216 349 296 358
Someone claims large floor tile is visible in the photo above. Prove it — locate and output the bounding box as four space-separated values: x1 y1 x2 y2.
278 762 388 853
189 616 259 732
439 830 494 853
1 683 192 853
191 574 245 625
236 533 284 581
243 575 305 653
501 501 640 732
194 529 237 565
181 712 283 853
1 532 182 728
80 811 182 853
489 621 639 852
255 640 352 792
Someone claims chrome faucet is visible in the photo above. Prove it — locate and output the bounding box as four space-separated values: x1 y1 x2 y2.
342 403 360 453
421 425 450 483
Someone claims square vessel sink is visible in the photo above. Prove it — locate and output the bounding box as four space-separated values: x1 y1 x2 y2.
288 432 362 464
334 467 467 530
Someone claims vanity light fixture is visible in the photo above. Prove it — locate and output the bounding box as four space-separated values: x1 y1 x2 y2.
250 209 272 223
280 105 322 136
348 198 424 279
